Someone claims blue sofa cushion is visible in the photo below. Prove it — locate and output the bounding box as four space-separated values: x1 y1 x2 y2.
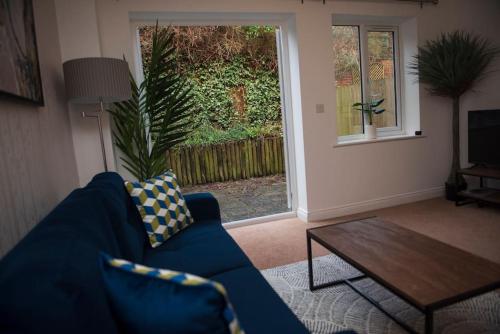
184 192 221 221
125 172 194 248
0 178 133 334
100 253 244 334
0 235 118 334
209 266 309 334
87 172 147 262
143 220 252 277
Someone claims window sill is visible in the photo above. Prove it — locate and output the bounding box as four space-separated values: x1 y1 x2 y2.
334 134 425 147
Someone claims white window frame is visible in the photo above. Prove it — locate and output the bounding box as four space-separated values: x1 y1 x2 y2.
335 23 404 142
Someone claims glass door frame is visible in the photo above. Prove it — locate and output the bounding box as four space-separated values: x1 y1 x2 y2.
129 12 299 227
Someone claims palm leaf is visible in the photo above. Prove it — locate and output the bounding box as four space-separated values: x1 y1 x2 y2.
109 23 196 181
370 99 384 108
409 31 499 98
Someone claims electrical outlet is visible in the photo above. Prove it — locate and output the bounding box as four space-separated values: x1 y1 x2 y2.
316 104 325 114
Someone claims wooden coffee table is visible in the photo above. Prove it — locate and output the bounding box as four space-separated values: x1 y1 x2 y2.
307 218 500 334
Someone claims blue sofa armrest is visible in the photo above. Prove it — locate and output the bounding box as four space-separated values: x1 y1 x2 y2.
184 192 221 222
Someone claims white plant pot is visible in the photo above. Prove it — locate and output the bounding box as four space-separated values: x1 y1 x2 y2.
365 125 377 139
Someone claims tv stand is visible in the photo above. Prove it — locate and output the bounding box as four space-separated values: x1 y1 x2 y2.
456 166 500 207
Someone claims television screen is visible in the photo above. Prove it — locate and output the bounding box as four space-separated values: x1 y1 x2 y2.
468 110 500 166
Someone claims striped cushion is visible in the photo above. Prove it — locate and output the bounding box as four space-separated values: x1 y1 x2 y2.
100 253 244 334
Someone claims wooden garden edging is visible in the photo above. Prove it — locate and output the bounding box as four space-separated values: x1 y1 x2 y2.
165 136 285 186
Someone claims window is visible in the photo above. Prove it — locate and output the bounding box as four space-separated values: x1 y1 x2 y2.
333 24 401 138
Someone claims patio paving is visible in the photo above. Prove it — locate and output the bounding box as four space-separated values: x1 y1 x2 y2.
182 175 289 223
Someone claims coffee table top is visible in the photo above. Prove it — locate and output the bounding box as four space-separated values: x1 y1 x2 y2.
307 219 500 310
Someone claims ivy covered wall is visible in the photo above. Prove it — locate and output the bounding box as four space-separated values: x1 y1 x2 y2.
139 25 282 145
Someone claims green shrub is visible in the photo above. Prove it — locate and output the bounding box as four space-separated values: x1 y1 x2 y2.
140 25 283 146
186 58 281 132
184 123 282 146
246 72 281 125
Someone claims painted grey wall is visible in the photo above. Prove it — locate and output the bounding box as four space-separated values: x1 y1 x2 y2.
0 0 79 257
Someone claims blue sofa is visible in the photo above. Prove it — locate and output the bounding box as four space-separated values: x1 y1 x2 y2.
0 172 311 333
0 172 357 334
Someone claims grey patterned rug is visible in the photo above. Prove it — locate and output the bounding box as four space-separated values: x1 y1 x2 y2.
261 254 500 334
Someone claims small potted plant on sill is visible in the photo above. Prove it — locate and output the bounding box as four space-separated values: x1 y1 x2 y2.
352 99 385 139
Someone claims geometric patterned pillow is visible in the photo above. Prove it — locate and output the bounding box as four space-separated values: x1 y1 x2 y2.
125 171 193 248
100 253 245 334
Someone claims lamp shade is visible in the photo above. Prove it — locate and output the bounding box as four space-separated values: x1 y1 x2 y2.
63 57 131 104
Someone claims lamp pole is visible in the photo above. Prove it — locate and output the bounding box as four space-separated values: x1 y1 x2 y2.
80 99 108 171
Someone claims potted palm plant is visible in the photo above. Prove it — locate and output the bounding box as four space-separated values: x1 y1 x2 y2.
110 24 195 181
409 31 499 200
352 99 385 139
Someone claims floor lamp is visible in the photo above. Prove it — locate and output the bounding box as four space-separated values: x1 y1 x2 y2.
63 57 131 171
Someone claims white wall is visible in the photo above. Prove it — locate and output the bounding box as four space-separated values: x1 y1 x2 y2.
55 0 500 220
0 0 79 256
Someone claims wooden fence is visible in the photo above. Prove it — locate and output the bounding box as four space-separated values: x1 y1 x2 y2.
336 79 396 136
165 137 285 186
336 83 363 136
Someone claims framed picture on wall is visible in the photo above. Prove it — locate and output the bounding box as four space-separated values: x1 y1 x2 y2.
0 0 44 106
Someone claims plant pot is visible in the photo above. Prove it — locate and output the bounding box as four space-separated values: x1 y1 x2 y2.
365 125 376 139
445 181 467 201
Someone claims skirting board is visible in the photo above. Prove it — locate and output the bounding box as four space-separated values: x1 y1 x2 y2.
297 186 444 222
223 211 296 230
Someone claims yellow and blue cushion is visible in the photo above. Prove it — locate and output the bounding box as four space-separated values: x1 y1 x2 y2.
125 171 193 248
100 253 244 334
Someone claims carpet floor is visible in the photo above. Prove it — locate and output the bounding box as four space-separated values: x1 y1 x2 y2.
228 197 500 333
261 254 500 334
228 197 500 270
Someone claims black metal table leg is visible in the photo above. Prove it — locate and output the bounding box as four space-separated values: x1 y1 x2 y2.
307 233 365 291
307 234 419 334
343 279 419 334
307 233 314 291
425 310 433 334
